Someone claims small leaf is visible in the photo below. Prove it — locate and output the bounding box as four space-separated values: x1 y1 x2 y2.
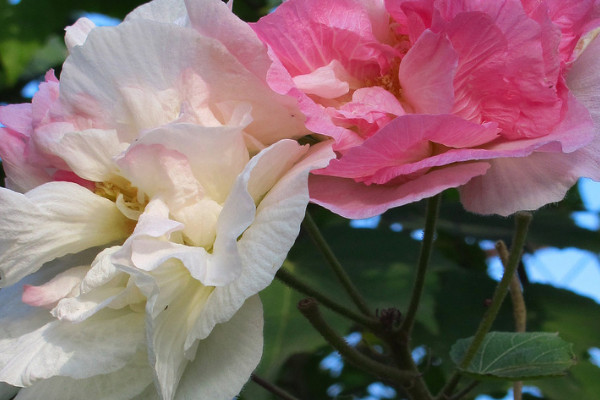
450 331 576 380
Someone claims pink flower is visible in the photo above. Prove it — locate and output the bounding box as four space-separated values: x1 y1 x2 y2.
253 0 600 217
0 0 334 399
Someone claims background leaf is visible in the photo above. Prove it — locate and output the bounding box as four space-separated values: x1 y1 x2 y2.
450 332 576 380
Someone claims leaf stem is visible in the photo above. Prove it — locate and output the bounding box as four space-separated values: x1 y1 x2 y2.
276 267 379 330
297 298 417 384
250 374 300 400
401 194 442 335
302 212 372 316
436 212 532 400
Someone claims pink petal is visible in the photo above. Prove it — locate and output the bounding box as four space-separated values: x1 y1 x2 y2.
319 114 499 180
252 0 397 79
460 139 600 216
399 29 458 114
309 161 491 219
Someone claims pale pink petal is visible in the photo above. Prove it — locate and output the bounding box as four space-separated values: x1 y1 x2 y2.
22 266 88 309
309 162 491 219
31 71 60 128
567 35 600 128
184 0 273 79
460 140 600 216
33 126 124 182
0 104 32 136
116 144 202 209
0 128 52 193
135 122 249 203
292 60 353 99
399 30 458 114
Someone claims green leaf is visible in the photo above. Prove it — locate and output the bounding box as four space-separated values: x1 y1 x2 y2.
450 332 576 381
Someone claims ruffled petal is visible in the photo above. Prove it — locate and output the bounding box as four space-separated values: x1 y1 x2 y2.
567 35 600 127
60 19 306 146
187 140 334 341
0 308 144 386
0 182 132 287
13 349 153 400
460 139 600 215
399 30 458 114
310 162 491 219
133 122 249 203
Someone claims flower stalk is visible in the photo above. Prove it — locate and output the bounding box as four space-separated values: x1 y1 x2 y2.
401 194 442 335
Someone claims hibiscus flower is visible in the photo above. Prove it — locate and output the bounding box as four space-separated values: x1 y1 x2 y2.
253 0 600 217
0 0 333 399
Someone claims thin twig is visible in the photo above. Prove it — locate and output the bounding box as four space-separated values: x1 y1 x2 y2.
276 267 379 330
251 374 300 400
297 298 417 384
302 213 372 316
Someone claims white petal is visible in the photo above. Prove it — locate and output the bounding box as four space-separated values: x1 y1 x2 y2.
129 260 212 400
51 247 135 322
0 309 144 386
126 0 188 25
188 140 334 341
33 127 125 182
175 295 263 400
0 182 132 287
184 0 271 79
14 349 153 400
135 123 249 203
64 17 96 51
60 19 306 145
116 143 203 211
22 266 88 308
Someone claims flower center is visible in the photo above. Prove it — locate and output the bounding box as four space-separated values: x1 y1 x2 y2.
95 180 148 220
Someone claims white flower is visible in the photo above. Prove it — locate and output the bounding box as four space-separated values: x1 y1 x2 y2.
0 0 334 399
